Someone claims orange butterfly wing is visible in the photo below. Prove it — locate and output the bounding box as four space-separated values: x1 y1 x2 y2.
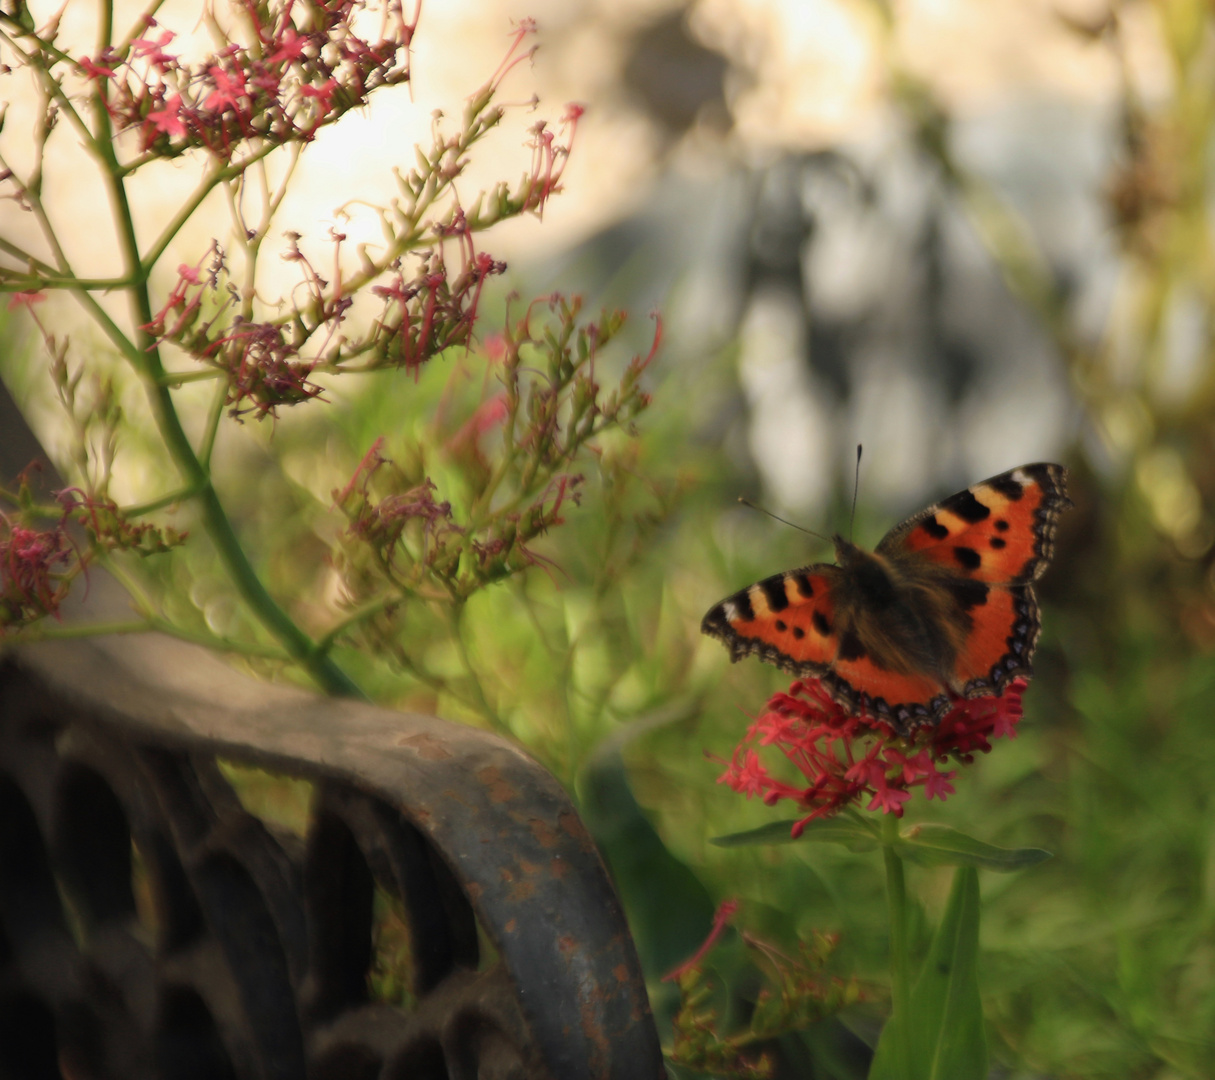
879 462 1069 584
701 568 841 674
877 462 1071 699
700 566 952 723
702 463 1071 727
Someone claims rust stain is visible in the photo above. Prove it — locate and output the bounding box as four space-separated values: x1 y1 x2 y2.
557 934 577 956
558 809 597 854
499 867 516 883
579 997 610 1067
529 817 560 848
395 731 453 760
477 765 519 804
517 857 540 878
612 963 629 983
550 856 569 879
505 917 517 933
465 881 483 901
440 787 477 810
508 880 536 901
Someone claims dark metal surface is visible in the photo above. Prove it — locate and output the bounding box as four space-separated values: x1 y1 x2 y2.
0 632 664 1079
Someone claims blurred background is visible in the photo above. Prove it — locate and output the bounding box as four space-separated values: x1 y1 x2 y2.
4 0 1215 1076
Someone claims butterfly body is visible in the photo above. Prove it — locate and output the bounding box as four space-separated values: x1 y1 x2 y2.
702 463 1071 730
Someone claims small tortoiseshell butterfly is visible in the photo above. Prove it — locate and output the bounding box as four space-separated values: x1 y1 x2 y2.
702 463 1072 731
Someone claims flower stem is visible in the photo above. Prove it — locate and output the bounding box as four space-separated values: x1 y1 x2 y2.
83 91 365 701
883 811 914 1076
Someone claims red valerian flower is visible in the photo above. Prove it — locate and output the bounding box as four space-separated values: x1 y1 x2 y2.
78 56 116 80
718 677 1026 836
6 292 46 312
146 93 187 138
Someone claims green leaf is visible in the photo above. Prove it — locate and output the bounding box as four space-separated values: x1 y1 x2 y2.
712 817 879 852
894 823 1052 872
580 708 716 980
869 866 987 1080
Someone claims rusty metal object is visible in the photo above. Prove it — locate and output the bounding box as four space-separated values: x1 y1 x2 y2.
0 632 663 1079
0 367 661 1078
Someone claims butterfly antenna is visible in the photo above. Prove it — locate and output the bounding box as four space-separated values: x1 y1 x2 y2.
737 498 830 544
849 444 863 542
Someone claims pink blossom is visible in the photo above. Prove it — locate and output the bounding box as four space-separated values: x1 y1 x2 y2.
299 77 337 106
718 677 1029 831
7 292 46 312
1 515 74 630
867 785 912 815
472 395 509 433
204 65 249 112
268 28 308 64
79 56 115 79
131 29 176 68
147 94 186 137
720 748 768 799
923 768 957 801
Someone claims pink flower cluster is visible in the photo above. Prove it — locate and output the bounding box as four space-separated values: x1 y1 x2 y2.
720 677 1027 836
368 245 508 378
87 2 419 161
0 514 74 631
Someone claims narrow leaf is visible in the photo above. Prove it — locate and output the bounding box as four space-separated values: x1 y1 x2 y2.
868 866 987 1080
712 818 878 851
895 823 1051 872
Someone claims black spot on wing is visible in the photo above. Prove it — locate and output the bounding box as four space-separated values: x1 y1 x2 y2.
994 519 1009 532
837 629 866 661
919 514 950 540
759 575 790 613
942 489 991 523
793 573 814 598
733 591 755 622
990 537 1006 549
792 626 805 639
953 546 981 570
812 611 831 636
988 474 1024 501
945 577 989 610
775 619 787 632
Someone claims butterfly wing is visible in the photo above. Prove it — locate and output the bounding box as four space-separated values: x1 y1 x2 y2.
700 565 951 724
701 566 842 675
876 462 1071 699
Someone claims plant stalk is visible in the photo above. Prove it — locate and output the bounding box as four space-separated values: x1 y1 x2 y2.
883 812 913 1077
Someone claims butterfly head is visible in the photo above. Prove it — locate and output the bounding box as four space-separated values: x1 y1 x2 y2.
832 534 863 567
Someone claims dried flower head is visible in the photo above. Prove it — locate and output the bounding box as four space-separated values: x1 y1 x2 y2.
0 514 74 631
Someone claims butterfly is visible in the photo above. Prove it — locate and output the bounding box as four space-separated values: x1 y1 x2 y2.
701 463 1072 731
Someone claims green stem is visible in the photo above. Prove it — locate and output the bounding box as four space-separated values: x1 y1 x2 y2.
157 369 225 388
123 484 203 517
883 812 914 1077
446 600 507 735
197 379 228 468
313 595 398 656
83 93 365 701
7 616 292 660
